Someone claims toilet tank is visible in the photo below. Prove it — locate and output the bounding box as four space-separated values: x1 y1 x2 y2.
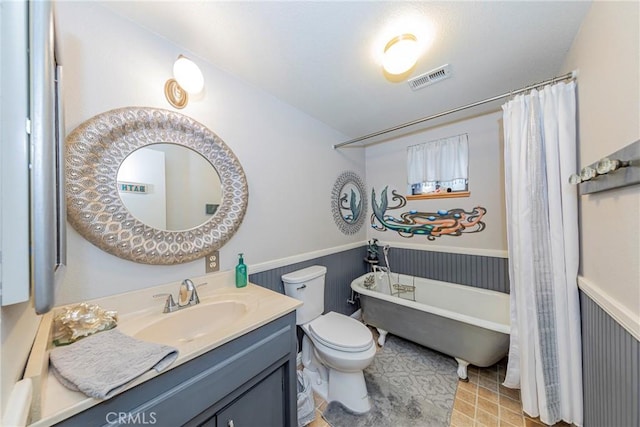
281 265 327 325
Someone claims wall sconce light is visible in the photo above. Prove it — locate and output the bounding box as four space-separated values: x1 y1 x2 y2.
382 33 419 75
164 55 204 109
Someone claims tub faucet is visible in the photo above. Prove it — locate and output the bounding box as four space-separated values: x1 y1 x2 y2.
383 245 391 271
373 265 388 280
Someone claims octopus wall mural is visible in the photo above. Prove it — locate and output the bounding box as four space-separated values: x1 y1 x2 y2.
371 187 486 240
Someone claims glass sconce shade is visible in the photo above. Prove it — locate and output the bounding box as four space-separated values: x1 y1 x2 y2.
165 55 204 109
382 34 419 75
173 55 204 94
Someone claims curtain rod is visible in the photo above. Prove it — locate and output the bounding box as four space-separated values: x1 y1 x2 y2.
333 70 577 149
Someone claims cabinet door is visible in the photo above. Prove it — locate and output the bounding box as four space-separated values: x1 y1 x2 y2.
216 366 285 427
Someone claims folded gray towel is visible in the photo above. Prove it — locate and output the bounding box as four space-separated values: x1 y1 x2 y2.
49 328 178 399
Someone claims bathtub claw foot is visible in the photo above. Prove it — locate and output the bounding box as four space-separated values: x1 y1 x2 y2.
376 328 388 346
455 358 469 381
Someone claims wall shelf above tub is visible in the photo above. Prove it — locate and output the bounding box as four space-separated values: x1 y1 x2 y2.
407 191 470 201
570 139 639 195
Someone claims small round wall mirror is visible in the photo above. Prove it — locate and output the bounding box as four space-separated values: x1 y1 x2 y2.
331 171 367 235
66 107 248 265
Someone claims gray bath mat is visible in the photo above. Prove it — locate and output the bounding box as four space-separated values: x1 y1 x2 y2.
322 334 458 427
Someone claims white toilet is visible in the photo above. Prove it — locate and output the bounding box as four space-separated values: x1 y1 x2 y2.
282 265 376 414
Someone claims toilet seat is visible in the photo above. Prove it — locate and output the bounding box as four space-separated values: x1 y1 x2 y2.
308 311 373 353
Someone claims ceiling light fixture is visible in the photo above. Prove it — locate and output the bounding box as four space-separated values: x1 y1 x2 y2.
382 33 419 75
165 55 204 109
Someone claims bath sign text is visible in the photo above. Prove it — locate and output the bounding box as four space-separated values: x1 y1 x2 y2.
117 181 149 194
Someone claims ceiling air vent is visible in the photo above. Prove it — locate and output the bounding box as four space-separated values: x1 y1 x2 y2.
408 64 452 91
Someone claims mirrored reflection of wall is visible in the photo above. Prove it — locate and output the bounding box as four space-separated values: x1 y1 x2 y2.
117 144 223 232
153 144 222 231
117 147 167 230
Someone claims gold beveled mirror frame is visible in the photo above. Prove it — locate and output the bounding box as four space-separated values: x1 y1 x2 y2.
66 107 248 265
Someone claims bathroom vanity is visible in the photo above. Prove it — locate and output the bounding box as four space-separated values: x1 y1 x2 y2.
57 312 296 426
23 274 302 427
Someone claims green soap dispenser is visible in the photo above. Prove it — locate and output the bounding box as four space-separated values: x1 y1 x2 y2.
235 253 247 288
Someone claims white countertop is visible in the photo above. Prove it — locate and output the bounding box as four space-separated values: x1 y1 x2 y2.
23 271 301 426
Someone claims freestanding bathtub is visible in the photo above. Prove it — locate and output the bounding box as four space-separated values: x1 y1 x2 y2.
351 270 510 380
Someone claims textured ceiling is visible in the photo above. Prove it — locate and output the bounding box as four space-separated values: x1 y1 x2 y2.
100 1 591 145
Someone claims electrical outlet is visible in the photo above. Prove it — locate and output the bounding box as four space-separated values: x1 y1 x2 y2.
205 251 219 273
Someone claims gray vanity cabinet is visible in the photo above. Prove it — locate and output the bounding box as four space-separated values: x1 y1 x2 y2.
54 312 297 427
197 366 285 427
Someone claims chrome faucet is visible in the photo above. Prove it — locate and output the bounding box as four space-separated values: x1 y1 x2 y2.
179 279 200 306
153 279 202 313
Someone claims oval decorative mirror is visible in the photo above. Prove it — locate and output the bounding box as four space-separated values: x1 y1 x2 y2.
66 107 248 265
331 171 367 235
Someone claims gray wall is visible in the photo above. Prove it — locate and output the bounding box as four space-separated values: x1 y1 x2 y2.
249 245 510 350
249 246 510 317
385 247 510 293
249 246 369 317
580 290 639 427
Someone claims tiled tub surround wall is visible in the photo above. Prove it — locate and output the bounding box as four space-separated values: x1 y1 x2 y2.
580 290 639 427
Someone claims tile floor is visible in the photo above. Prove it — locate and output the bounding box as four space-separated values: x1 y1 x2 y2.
303 327 571 427
449 362 571 427
306 393 331 427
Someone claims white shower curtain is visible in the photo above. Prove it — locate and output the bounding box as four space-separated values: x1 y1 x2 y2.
502 81 583 426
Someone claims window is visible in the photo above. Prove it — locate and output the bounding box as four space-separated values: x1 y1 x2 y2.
407 134 469 198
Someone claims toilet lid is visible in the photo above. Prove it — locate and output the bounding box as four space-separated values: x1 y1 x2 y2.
308 311 373 352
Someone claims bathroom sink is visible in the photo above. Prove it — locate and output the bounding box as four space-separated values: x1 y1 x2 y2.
133 301 249 346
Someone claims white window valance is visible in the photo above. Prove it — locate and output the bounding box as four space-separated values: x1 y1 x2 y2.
407 134 469 187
